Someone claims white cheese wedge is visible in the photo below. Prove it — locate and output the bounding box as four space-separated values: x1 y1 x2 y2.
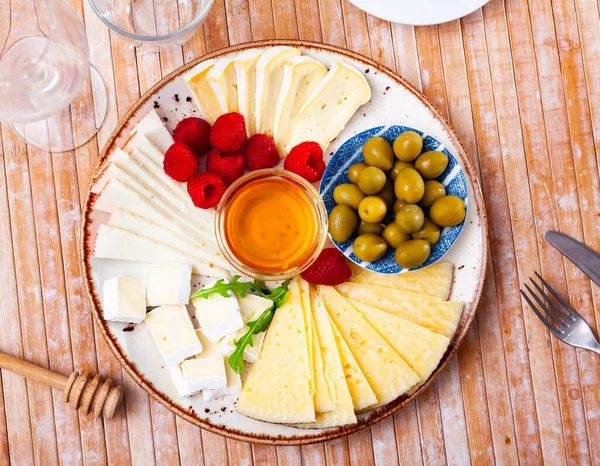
145 305 203 365
192 281 245 342
335 282 463 338
319 286 420 407
203 363 242 401
123 132 164 166
282 61 371 155
144 264 192 307
348 262 454 300
94 179 138 213
237 279 315 424
273 56 327 154
234 48 263 134
207 56 239 114
254 46 301 138
102 277 146 323
130 109 174 153
348 299 450 381
183 59 225 124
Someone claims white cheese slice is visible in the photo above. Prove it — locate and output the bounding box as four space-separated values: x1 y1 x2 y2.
102 277 146 323
334 282 463 337
202 361 242 401
254 46 301 138
236 279 315 424
144 264 192 307
123 131 164 166
192 281 245 342
183 59 225 124
282 61 371 155
207 56 239 114
130 109 174 153
234 48 263 134
297 278 316 400
273 56 327 154
319 285 420 407
145 305 203 365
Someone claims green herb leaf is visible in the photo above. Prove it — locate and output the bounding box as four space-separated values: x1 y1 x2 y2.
190 275 256 300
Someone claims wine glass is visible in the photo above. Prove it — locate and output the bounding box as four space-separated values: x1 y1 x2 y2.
0 0 107 152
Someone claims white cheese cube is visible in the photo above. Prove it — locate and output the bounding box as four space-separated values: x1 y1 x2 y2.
181 356 227 392
203 362 242 401
167 364 198 398
145 305 202 365
103 277 146 323
192 281 244 342
144 264 192 307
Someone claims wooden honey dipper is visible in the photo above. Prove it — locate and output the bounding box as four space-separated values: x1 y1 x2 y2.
0 351 124 419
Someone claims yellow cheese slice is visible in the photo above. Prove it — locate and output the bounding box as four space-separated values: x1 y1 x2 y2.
347 298 451 380
234 48 263 134
282 61 371 155
183 60 225 124
236 280 315 424
348 263 454 300
319 286 420 407
207 56 239 114
273 56 328 154
335 282 463 338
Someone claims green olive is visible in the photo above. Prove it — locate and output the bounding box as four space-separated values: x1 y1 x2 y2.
395 204 425 233
412 218 441 245
394 168 425 203
393 131 423 162
358 166 387 195
329 205 359 243
415 151 449 179
358 196 388 223
429 195 466 227
354 234 388 262
389 161 414 181
419 180 447 209
394 239 431 268
382 223 411 248
378 180 396 209
393 199 407 215
357 221 384 236
362 137 394 171
333 184 365 210
348 163 368 184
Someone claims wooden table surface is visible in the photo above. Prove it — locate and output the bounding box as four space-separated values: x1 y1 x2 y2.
1 0 600 464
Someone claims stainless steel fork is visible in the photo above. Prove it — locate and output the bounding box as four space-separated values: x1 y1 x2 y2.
520 272 600 354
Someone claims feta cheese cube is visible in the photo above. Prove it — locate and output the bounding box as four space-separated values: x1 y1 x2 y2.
144 264 192 306
192 281 244 342
103 277 146 323
145 305 202 365
167 365 198 398
181 356 227 392
203 362 242 401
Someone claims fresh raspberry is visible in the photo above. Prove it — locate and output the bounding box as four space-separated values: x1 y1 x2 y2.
187 172 227 209
173 117 211 155
206 150 246 185
209 112 247 153
244 134 279 171
301 248 352 286
283 141 325 183
163 142 198 182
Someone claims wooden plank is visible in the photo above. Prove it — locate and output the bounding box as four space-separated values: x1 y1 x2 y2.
416 385 447 466
391 24 421 90
393 402 423 465
324 438 351 465
124 375 157 465
294 0 323 42
0 371 9 466
366 16 396 70
271 0 299 39
204 0 231 50
277 446 303 466
248 0 275 40
225 0 253 44
226 438 253 466
317 0 346 47
347 429 375 466
370 417 398 466
340 2 370 57
252 445 277 465
150 402 180 465
202 430 229 464
176 418 205 465
301 443 327 465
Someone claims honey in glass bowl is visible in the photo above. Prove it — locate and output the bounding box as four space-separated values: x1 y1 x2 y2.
216 169 328 280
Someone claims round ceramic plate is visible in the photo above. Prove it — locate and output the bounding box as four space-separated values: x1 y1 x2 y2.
348 0 491 26
82 40 488 445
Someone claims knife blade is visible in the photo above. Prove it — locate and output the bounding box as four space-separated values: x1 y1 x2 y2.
545 230 600 288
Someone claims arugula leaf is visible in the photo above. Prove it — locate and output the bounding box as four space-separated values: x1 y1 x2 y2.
190 275 256 300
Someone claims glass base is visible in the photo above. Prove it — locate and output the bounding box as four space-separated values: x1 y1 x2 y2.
10 65 108 153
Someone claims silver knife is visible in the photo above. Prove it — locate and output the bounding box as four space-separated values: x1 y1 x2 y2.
545 230 600 288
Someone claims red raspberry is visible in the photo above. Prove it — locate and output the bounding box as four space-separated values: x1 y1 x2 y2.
164 142 198 182
173 117 211 155
301 248 352 286
244 134 279 171
209 112 247 153
187 172 227 209
283 141 325 183
206 150 246 185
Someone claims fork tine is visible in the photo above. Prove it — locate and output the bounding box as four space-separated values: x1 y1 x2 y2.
520 290 565 337
523 284 567 332
529 277 571 325
534 272 578 321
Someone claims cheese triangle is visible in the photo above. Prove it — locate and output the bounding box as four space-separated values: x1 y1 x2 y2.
237 280 315 424
234 49 263 134
183 60 225 124
346 298 451 380
348 263 454 300
207 56 239 113
335 282 463 338
319 286 420 407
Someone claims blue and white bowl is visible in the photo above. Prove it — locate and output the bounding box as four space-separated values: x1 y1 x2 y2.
320 125 468 274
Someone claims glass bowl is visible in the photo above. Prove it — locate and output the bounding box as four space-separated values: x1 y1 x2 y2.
88 0 214 48
216 169 329 282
